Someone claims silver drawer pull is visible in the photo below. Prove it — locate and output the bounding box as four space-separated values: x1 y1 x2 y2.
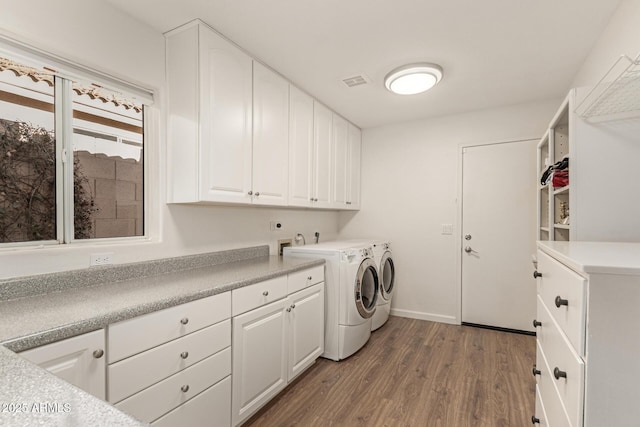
180 317 189 325
180 351 189 359
181 385 189 393
262 291 269 296
92 349 104 359
555 295 569 308
553 367 567 380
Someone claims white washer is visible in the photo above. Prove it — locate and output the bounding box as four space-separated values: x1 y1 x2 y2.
340 239 396 331
283 241 379 361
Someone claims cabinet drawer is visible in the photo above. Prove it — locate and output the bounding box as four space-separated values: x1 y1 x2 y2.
537 299 584 427
537 250 586 354
536 340 573 427
152 376 231 427
116 347 231 423
288 265 324 294
232 276 287 316
534 384 549 427
109 292 231 363
109 319 230 403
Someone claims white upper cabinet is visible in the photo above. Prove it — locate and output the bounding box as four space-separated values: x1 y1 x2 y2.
166 20 253 204
252 62 289 206
313 102 333 208
288 86 314 207
166 19 359 210
347 123 362 210
331 114 349 208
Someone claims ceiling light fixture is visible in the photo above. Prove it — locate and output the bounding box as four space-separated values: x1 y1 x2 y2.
384 63 443 95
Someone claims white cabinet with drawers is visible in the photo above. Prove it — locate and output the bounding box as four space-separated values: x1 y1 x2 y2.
108 293 232 426
532 242 640 426
231 267 324 426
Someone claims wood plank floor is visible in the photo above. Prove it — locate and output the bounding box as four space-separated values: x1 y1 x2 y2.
244 316 536 427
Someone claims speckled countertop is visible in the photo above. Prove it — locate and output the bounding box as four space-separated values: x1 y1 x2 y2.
0 245 324 427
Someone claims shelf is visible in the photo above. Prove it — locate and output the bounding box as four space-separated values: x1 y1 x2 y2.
540 227 550 233
553 185 570 195
576 54 640 121
554 224 570 230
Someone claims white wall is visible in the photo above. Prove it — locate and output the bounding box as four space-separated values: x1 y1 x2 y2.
572 0 640 88
338 100 560 323
0 0 339 279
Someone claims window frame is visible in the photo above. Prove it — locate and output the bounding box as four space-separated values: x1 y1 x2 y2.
0 35 153 248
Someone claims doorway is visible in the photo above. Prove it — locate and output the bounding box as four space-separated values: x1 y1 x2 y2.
460 140 537 332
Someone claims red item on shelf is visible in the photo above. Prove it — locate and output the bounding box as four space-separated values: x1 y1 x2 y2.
552 170 569 188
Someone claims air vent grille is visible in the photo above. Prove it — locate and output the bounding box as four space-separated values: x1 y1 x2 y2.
342 74 370 88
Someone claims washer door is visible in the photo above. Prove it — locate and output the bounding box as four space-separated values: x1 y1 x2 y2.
355 258 379 319
379 251 395 301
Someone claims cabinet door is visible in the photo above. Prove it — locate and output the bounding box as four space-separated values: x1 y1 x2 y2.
347 123 361 210
313 102 333 208
20 330 106 400
199 25 253 203
331 114 349 208
287 283 325 381
252 62 289 206
288 86 314 207
232 299 287 425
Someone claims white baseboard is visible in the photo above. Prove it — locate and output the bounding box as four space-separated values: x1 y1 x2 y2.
390 308 459 325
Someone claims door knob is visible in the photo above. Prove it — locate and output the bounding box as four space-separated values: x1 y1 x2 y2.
464 246 474 253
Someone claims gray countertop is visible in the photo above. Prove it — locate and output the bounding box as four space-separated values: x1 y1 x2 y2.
0 246 324 426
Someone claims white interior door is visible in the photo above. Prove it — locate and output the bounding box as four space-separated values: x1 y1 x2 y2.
461 140 537 332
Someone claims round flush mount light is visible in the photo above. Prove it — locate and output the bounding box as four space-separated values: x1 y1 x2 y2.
384 63 443 95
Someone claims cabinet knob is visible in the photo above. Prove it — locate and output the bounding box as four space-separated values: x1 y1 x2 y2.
255 192 260 196
553 367 567 380
533 271 542 279
92 349 104 359
181 385 190 393
532 319 542 328
307 276 312 280
286 307 292 312
291 304 296 309
314 198 318 202
555 295 569 308
310 197 314 201
532 365 541 376
180 351 189 359
531 415 540 424
262 291 269 296
180 317 189 325
248 190 253 196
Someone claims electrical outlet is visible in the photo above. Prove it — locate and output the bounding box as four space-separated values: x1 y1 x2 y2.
270 221 283 231
90 252 113 266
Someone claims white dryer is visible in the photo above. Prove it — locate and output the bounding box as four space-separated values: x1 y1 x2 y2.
283 241 379 361
370 241 395 331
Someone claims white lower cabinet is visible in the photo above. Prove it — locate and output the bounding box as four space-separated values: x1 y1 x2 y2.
19 329 106 400
232 298 288 426
232 271 324 426
533 242 640 426
108 292 232 425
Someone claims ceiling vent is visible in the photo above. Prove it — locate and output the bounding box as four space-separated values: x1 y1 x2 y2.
342 74 371 88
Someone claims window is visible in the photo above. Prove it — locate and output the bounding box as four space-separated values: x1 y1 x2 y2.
0 51 149 246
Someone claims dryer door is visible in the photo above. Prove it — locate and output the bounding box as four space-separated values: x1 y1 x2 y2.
379 251 395 301
355 258 379 319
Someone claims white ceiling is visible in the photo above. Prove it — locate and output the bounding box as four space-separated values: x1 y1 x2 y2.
103 0 622 129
